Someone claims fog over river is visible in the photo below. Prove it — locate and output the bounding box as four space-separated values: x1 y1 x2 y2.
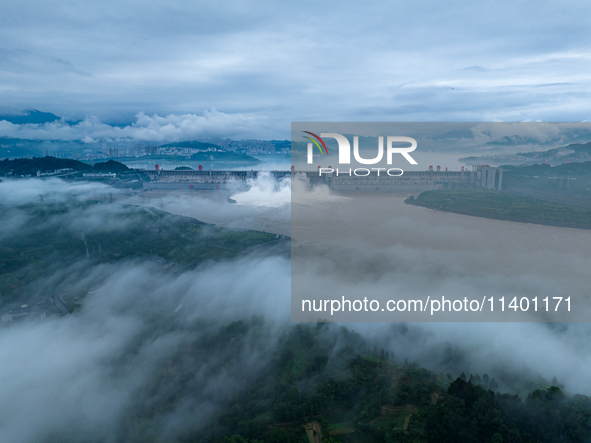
131 174 591 393
2 176 591 442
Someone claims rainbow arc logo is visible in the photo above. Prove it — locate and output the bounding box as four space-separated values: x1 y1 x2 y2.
302 131 328 155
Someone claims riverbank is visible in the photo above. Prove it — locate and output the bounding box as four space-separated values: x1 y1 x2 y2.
405 188 591 230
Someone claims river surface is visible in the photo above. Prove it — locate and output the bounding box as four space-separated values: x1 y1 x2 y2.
128 185 591 383
131 187 591 293
293 191 591 301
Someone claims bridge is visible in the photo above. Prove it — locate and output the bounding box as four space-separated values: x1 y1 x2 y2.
142 166 502 192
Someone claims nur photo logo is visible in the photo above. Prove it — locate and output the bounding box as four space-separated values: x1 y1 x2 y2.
303 131 418 176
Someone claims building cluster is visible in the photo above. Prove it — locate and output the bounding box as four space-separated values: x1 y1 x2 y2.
68 142 147 160
1 299 53 324
35 168 74 177
209 139 280 154
82 172 117 178
63 139 290 160
145 146 219 156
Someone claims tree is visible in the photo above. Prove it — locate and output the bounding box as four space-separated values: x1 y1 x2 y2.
491 432 504 443
223 435 248 443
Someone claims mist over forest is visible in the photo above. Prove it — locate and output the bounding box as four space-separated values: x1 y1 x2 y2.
2 0 591 439
1 176 591 442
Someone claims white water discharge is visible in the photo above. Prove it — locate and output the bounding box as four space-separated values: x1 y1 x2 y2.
231 172 291 207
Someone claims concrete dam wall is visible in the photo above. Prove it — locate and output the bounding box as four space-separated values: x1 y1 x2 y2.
142 167 498 192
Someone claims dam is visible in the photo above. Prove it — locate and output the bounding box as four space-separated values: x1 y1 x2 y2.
142 165 502 192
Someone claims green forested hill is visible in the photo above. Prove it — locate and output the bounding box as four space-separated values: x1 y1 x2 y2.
189 322 591 443
0 201 279 304
0 157 132 175
0 156 91 175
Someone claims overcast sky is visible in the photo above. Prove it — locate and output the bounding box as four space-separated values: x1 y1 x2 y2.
1 0 590 140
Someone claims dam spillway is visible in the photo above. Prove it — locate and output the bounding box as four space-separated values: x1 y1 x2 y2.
142 166 502 192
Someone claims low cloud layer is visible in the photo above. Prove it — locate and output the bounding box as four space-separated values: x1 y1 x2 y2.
0 110 263 142
0 257 291 442
3 177 591 441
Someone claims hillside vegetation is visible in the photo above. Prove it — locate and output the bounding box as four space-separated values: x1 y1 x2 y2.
191 322 591 443
0 156 130 176
0 201 279 304
408 188 591 228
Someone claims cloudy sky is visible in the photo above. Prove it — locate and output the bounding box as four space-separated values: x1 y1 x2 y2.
1 0 591 141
